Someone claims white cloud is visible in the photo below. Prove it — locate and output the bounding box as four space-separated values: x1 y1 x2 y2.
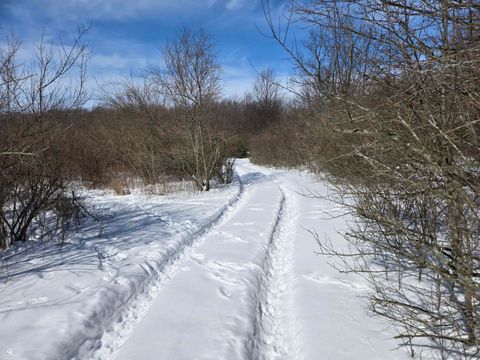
89 53 148 70
222 77 254 99
24 0 220 21
221 63 255 98
221 62 294 100
225 0 247 11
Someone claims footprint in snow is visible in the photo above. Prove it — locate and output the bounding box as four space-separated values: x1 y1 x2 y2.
218 286 231 299
27 297 49 305
190 253 207 264
38 271 55 279
231 221 254 226
215 231 247 243
303 272 368 291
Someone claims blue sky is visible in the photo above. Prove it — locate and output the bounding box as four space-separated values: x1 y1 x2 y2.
0 0 296 100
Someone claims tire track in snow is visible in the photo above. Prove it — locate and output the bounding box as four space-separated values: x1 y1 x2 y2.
91 174 261 359
248 183 301 360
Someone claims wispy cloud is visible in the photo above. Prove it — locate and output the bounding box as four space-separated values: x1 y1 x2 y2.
1 0 295 103
225 0 252 11
9 0 236 22
89 53 148 71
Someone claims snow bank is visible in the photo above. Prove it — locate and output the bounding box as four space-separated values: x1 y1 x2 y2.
0 182 241 360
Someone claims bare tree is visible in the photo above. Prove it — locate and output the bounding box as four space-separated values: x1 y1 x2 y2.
248 68 283 131
153 28 221 109
150 28 229 191
253 68 280 104
261 0 374 104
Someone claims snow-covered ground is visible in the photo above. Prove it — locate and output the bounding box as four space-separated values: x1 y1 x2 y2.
0 160 407 360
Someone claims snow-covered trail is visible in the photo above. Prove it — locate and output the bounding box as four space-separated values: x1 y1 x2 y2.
0 160 406 359
103 160 406 360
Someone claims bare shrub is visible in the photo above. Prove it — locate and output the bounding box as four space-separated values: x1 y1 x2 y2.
0 28 90 249
264 0 480 356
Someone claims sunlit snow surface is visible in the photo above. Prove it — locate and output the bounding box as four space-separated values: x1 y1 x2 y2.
0 160 406 360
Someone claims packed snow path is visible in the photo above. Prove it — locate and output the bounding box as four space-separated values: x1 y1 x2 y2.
0 160 406 360
100 161 405 360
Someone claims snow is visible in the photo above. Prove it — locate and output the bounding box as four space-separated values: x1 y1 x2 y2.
0 159 407 360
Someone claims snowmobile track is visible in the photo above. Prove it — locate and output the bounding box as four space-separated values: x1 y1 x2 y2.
248 184 301 360
90 174 257 359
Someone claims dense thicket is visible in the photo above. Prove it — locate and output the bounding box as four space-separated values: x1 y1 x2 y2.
258 0 480 357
